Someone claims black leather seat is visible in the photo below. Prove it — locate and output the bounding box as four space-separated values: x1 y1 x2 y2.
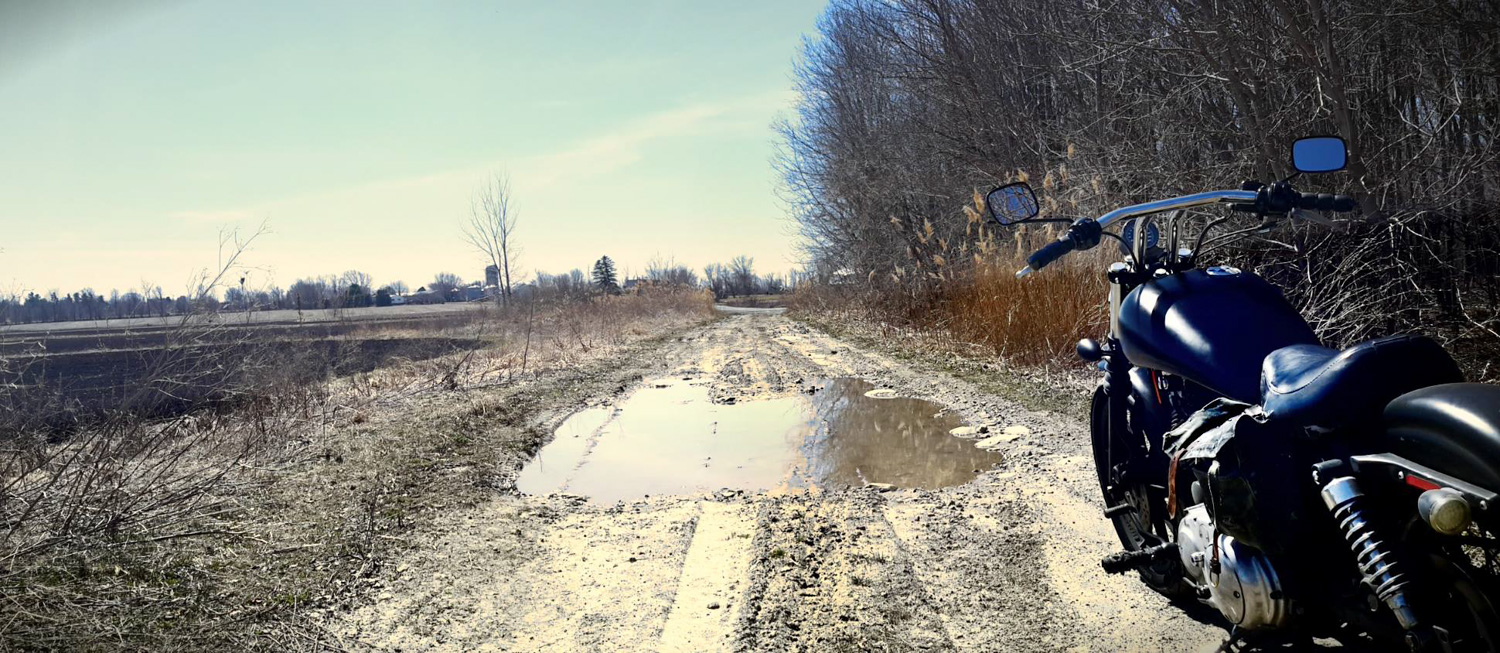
1260 334 1463 430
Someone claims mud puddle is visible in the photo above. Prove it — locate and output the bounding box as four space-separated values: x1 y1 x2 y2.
516 377 1002 502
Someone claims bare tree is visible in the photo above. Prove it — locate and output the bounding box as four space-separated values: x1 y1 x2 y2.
464 173 522 306
429 272 463 300
339 270 373 292
728 256 757 296
779 0 1500 377
703 263 729 299
646 255 699 286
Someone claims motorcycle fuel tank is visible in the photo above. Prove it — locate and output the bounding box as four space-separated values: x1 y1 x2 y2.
1118 267 1318 402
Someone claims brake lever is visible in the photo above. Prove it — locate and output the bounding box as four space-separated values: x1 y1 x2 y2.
1291 208 1335 227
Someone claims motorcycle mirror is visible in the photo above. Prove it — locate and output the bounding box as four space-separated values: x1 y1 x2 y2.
985 182 1040 225
1291 136 1348 174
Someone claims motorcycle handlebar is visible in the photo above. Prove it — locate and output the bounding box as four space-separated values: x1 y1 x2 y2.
1296 192 1358 212
1019 239 1077 277
1015 185 1359 278
1016 218 1102 278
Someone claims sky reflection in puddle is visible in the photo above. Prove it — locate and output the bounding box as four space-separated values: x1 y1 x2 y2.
516 377 1002 502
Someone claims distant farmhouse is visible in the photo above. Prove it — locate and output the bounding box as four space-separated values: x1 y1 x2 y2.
386 266 506 306
404 289 446 305
461 282 486 302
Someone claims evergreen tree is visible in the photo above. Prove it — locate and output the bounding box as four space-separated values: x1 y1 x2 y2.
591 255 619 294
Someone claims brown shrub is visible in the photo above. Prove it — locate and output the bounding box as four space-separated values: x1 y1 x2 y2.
794 220 1110 368
939 255 1108 366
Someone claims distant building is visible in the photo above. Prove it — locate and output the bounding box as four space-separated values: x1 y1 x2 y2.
462 282 486 302
406 290 446 305
485 265 501 287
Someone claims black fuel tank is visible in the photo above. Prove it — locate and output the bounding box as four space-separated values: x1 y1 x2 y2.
1118 267 1318 402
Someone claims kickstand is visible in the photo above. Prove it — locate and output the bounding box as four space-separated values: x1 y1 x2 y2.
1216 626 1247 653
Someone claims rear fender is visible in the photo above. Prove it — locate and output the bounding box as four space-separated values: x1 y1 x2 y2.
1384 383 1500 493
1349 453 1499 524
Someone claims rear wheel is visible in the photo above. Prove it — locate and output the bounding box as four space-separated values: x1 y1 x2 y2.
1089 384 1181 593
1421 523 1500 652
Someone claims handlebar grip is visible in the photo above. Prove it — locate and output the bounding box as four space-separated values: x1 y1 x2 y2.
1296 192 1358 212
1027 238 1077 272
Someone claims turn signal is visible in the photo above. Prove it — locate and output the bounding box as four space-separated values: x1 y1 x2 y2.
1417 488 1472 536
1077 338 1104 362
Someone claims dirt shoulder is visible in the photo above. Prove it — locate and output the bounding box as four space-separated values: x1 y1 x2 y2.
333 313 1226 652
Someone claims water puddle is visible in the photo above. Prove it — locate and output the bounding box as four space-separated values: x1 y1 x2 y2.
516 377 1003 502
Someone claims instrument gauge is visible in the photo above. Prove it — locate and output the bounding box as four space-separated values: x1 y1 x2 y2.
1119 219 1162 256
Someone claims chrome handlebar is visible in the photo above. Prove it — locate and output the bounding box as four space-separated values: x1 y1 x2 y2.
1015 189 1259 278
1093 189 1258 228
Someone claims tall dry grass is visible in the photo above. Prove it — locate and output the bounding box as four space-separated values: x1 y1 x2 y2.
940 254 1108 366
795 185 1112 369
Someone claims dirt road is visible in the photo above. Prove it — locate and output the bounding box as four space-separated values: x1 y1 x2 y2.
334 311 1226 652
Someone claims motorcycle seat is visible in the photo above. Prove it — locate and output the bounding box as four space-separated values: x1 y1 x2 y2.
1260 334 1463 430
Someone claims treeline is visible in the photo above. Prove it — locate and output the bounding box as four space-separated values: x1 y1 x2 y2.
0 270 459 324
702 256 795 298
0 288 191 324
1 255 802 325
534 255 800 302
783 0 1500 368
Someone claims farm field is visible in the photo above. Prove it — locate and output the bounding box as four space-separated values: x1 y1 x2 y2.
0 302 481 334
0 303 493 422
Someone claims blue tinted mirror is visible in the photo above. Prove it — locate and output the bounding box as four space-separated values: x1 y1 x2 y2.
985 182 1040 225
1292 136 1347 173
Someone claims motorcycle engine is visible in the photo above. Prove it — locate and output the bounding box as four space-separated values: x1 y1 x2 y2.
1177 504 1291 629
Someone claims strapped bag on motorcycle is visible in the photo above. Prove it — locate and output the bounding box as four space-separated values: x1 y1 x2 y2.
1165 399 1296 554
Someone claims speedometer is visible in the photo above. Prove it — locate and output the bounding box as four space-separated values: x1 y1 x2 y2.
1119 219 1161 256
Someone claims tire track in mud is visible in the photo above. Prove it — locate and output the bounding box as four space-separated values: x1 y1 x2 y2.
737 492 956 652
336 311 1227 652
659 502 757 651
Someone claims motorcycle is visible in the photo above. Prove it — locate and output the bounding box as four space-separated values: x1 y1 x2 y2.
987 136 1500 651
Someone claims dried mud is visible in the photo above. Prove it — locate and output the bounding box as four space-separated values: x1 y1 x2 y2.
333 311 1227 652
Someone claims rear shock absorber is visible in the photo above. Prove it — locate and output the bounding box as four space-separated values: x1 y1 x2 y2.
1320 477 1421 631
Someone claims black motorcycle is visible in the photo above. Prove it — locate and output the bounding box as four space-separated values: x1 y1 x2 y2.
988 136 1500 651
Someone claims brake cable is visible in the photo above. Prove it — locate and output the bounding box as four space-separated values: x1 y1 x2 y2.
1198 219 1278 257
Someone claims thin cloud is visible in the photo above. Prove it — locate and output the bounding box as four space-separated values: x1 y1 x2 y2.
168 209 254 224
513 103 727 190
174 94 778 220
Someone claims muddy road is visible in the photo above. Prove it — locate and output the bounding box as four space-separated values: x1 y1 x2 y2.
334 310 1226 652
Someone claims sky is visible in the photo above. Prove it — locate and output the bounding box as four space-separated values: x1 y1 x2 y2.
0 0 827 297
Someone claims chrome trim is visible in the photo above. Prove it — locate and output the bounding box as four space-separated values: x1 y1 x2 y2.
1015 190 1259 279
1349 453 1499 510
1095 190 1258 228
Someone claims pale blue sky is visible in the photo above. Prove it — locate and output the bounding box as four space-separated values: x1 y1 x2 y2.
0 0 825 296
